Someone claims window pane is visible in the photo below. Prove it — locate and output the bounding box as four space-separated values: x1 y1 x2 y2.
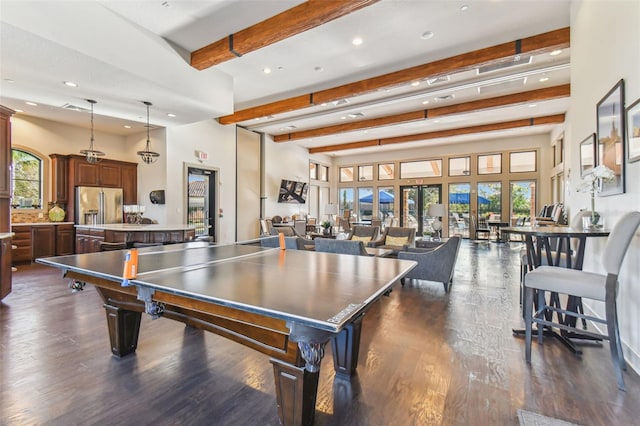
12 149 42 208
478 182 502 220
340 166 354 182
357 187 373 221
448 183 470 238
378 163 394 180
358 165 373 181
449 156 471 176
320 165 329 182
377 187 394 219
510 181 536 225
400 159 442 178
510 151 536 173
478 154 501 174
309 162 317 180
339 188 354 217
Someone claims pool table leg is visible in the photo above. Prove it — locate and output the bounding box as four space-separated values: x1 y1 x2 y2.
331 316 363 379
271 359 320 426
104 304 142 357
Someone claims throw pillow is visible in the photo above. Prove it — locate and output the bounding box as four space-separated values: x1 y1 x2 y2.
385 236 408 246
351 235 371 243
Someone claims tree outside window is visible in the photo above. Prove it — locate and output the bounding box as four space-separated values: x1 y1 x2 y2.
12 149 42 208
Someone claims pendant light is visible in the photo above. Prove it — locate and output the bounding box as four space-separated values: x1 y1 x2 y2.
137 101 160 164
80 99 105 163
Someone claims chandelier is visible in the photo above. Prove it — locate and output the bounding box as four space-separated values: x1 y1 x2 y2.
80 99 105 163
137 101 160 164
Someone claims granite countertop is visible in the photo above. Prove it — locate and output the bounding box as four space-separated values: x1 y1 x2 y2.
0 232 14 240
12 222 75 226
75 224 196 231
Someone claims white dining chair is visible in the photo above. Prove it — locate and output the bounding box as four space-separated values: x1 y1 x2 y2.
523 211 640 391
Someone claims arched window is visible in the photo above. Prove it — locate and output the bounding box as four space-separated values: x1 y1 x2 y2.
11 149 42 209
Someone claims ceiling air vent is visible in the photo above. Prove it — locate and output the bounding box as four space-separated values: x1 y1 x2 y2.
477 55 532 74
331 99 349 106
62 103 91 112
427 75 450 85
434 94 455 102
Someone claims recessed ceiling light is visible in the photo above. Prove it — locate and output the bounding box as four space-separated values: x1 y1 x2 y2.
352 37 363 46
550 49 563 56
411 81 420 87
263 67 271 74
539 77 549 82
421 100 429 105
25 101 37 106
14 109 23 113
460 5 469 11
433 119 440 123
528 104 537 108
421 31 434 40
124 125 131 129
64 81 78 87
340 116 347 120
167 113 176 118
4 79 15 84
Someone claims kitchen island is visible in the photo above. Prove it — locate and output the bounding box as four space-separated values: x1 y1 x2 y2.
75 224 197 253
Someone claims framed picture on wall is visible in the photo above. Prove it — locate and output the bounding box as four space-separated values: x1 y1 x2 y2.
596 79 625 196
627 97 640 163
579 133 596 177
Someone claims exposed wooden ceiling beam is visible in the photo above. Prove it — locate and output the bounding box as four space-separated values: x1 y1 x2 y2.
308 114 565 154
191 0 379 70
274 84 570 142
218 27 569 125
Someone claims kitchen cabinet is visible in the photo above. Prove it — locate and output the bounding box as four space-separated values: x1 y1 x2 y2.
1 236 11 300
49 154 69 205
32 225 56 258
121 163 138 205
1 106 14 234
56 224 74 256
75 227 104 254
11 226 32 263
75 161 122 188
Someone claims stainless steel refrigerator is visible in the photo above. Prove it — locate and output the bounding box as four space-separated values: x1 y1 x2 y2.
76 186 124 225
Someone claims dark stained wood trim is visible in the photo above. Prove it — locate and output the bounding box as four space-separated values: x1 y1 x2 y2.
274 84 570 142
191 0 379 70
218 27 570 124
308 114 565 153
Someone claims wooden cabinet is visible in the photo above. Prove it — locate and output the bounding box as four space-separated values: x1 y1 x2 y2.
74 159 123 188
1 106 14 234
121 164 138 205
1 236 11 300
56 224 74 256
75 228 104 254
49 154 69 205
32 225 56 258
11 226 32 263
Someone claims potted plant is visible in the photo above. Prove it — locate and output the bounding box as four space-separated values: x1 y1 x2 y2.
321 220 332 235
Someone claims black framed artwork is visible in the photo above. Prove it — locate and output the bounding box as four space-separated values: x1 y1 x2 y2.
579 133 596 177
627 97 640 163
596 79 625 196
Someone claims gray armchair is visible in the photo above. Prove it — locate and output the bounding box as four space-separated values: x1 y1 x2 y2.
346 225 379 244
397 237 461 292
260 235 301 249
314 238 369 256
367 226 416 254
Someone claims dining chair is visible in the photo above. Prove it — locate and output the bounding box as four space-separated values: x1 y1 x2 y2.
523 211 640 391
471 215 490 240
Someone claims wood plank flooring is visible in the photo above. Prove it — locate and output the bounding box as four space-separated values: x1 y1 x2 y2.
2 240 640 425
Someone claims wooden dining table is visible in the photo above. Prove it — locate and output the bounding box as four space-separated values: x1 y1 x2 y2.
501 225 610 354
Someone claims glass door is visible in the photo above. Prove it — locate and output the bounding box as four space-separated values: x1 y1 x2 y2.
448 183 470 238
510 181 536 226
187 167 216 240
400 184 441 236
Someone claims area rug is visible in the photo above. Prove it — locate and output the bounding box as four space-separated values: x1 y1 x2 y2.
517 409 581 426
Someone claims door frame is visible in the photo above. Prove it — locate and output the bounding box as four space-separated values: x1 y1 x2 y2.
183 162 219 242
399 184 442 235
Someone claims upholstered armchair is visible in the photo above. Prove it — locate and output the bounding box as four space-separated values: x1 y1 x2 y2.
367 226 416 254
346 225 379 244
397 237 461 292
314 238 369 256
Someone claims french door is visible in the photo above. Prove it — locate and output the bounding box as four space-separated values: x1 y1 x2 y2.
400 184 441 236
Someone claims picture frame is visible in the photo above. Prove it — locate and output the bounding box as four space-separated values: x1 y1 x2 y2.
627 97 640 163
596 79 625 196
579 133 596 177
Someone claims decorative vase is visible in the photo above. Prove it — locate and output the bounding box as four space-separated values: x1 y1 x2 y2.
323 227 331 235
48 204 65 222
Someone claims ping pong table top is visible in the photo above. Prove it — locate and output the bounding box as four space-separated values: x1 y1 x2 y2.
37 242 416 333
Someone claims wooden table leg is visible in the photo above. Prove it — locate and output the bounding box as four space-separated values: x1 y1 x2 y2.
104 304 142 357
331 316 363 379
271 359 320 426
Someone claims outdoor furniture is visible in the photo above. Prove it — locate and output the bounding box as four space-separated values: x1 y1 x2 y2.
368 226 415 255
397 237 461 292
471 215 490 240
523 211 640 391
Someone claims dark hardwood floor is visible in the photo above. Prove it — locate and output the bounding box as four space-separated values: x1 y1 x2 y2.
2 240 640 425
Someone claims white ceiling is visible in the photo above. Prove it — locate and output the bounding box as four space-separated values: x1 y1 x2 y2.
0 0 571 156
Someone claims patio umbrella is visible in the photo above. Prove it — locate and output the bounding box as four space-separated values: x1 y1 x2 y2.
359 190 395 204
449 193 489 204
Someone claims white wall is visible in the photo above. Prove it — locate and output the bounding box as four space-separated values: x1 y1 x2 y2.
567 0 640 371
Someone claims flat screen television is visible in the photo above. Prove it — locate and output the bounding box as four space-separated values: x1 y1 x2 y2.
278 179 308 204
